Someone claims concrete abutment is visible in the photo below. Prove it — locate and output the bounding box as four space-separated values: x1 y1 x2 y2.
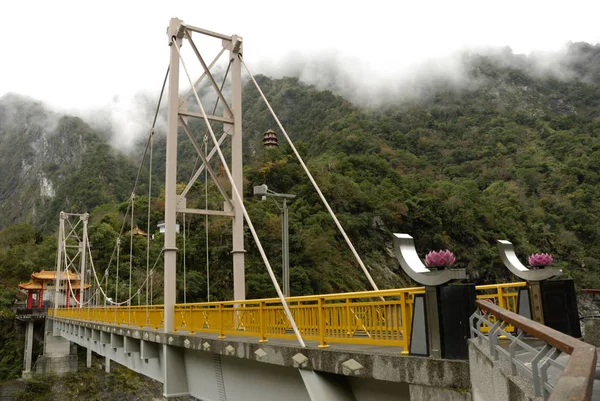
34 318 77 376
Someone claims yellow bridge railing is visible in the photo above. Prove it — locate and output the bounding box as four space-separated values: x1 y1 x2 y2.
51 282 526 351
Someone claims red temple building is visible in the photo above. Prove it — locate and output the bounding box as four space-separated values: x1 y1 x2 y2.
19 270 90 308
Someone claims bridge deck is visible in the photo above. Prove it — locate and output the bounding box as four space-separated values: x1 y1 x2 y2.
51 316 472 392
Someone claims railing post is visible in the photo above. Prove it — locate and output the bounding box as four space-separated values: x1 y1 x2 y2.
259 301 267 343
218 303 225 339
345 298 351 335
189 306 195 335
489 320 502 359
317 297 329 348
497 286 506 310
400 291 409 354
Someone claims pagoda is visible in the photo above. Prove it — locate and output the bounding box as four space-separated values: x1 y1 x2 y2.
262 129 278 148
19 270 90 309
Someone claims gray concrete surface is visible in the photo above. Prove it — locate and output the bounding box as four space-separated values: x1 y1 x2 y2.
52 317 473 401
469 340 541 401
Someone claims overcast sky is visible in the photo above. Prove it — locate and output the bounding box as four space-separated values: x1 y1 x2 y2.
1 0 599 142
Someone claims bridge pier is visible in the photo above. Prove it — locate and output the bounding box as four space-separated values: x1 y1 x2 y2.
22 320 34 378
35 319 77 376
86 348 92 368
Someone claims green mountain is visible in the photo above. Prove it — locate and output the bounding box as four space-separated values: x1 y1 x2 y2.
1 42 600 384
1 42 600 307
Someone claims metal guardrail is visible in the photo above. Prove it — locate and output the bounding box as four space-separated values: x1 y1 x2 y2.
14 306 49 320
470 300 596 401
51 282 525 351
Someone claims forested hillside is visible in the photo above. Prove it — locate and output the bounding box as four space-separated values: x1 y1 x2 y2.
0 42 599 337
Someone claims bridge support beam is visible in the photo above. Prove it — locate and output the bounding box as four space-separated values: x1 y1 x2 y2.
124 337 140 355
163 344 189 397
299 370 357 401
141 340 159 360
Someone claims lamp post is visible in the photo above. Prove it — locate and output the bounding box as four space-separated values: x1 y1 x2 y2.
253 184 296 297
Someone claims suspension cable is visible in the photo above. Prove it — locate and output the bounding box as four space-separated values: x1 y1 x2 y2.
146 130 154 323
54 67 169 311
172 38 306 347
205 136 210 302
183 213 187 304
115 237 120 303
102 64 169 298
239 55 380 292
86 233 164 307
104 267 108 307
129 192 134 320
62 239 100 307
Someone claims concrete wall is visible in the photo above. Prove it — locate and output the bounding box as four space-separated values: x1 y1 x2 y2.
35 354 78 376
583 318 600 347
349 377 410 401
469 340 541 401
221 355 311 401
410 384 471 401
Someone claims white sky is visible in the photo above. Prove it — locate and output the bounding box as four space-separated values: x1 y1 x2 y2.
1 0 599 141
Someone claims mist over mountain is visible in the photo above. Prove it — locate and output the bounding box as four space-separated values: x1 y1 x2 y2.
28 42 600 152
0 41 599 302
259 42 600 107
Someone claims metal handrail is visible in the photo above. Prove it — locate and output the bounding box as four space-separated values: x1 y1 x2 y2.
51 282 526 351
473 300 596 401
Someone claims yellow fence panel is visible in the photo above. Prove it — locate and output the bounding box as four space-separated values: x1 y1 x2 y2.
51 282 526 352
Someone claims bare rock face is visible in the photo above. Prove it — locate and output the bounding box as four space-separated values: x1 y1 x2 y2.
0 95 85 226
0 93 134 230
579 294 600 345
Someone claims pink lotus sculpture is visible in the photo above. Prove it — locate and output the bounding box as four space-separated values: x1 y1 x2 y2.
528 253 553 267
425 250 456 269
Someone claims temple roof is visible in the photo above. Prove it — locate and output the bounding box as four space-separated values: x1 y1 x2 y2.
128 226 148 237
18 280 43 290
69 282 91 290
18 277 90 290
31 269 79 281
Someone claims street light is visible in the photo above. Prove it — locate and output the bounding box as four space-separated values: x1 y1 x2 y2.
253 184 296 297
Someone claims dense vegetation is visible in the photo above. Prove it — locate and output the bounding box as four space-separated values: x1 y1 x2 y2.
6 355 187 400
1 42 600 382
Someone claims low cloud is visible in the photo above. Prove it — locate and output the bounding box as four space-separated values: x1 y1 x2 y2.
255 42 600 108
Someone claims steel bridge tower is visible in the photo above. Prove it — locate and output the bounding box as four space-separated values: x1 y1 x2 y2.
164 18 245 333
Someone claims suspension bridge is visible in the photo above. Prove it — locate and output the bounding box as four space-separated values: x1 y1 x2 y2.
15 18 598 401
